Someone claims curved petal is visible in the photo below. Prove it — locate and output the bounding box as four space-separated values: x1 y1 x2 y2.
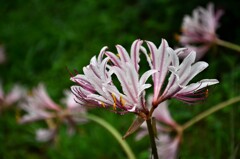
130 39 143 71
116 45 131 63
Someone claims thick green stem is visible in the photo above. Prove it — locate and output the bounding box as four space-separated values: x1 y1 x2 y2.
215 38 240 52
182 96 240 130
85 114 136 159
146 118 159 159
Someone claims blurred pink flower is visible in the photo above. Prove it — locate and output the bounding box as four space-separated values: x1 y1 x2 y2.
155 133 181 159
35 128 57 142
19 84 61 123
62 90 80 109
19 83 88 141
178 3 224 60
152 101 177 128
61 90 88 123
0 82 26 108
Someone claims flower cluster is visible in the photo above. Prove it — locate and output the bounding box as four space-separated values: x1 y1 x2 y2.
18 83 87 142
177 3 224 60
71 39 219 119
0 82 26 111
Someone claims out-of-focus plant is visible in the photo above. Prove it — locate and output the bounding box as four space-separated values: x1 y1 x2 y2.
0 45 6 64
176 3 240 61
0 82 26 113
18 83 136 159
18 83 87 141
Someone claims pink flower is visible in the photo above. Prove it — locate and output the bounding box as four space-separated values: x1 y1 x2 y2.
152 101 177 128
155 133 181 159
145 40 219 106
178 3 224 60
71 40 156 118
71 39 219 119
19 84 89 142
18 84 61 123
35 128 57 142
0 82 26 108
61 90 88 123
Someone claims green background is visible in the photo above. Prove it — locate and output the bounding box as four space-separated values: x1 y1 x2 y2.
1 0 240 158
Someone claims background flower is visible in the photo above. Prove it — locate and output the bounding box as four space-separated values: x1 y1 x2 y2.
177 3 224 60
0 82 26 111
18 83 88 141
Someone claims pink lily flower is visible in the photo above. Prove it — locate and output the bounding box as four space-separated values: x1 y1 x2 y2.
19 84 88 141
71 39 219 140
71 40 156 118
0 82 26 108
19 83 88 123
178 3 224 60
19 84 61 123
145 39 219 106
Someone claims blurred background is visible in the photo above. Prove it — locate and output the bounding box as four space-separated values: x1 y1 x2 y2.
0 0 240 158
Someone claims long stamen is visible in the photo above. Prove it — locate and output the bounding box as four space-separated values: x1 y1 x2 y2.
120 95 126 107
100 101 106 108
205 88 209 98
111 93 117 110
147 52 152 61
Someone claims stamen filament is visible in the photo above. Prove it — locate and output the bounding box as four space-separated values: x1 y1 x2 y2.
100 102 106 108
111 93 117 110
120 96 126 107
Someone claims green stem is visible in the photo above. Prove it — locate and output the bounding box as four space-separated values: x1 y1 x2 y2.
146 118 159 159
215 38 240 52
182 96 240 130
84 114 136 159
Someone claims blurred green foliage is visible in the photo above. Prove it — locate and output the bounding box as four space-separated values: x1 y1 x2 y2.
0 0 240 158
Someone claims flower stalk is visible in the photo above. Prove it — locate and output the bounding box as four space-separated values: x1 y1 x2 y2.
146 118 159 159
35 111 136 159
85 114 136 159
215 38 240 52
182 96 240 130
